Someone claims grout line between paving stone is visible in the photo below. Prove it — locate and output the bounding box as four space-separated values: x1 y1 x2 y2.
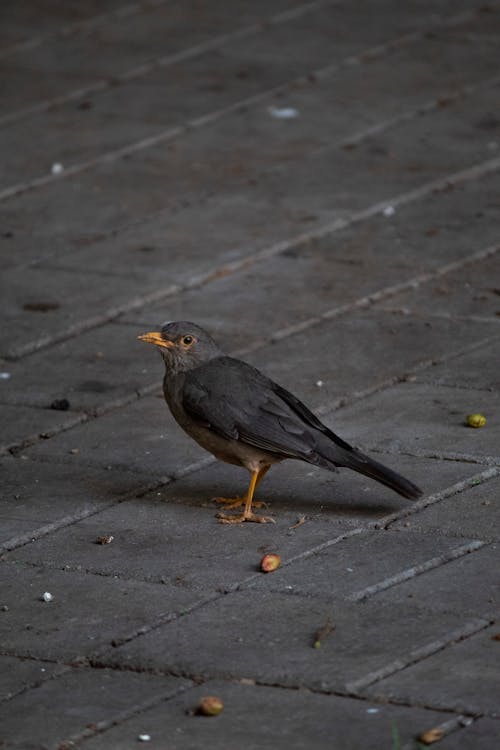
3 530 493 712
0 0 172 61
2 322 497 465
0 410 88 456
81 680 479 748
408 379 500 394
0 648 478 742
378 307 500 329
84 641 490 719
92 591 222 657
2 331 497 565
1 4 496 202
4 302 498 463
4 461 496 573
261 243 500 346
0 658 72 706
315 331 500 417
347 539 487 602
5 165 500 362
259 71 500 179
235 527 368 592
0 655 194 746
0 0 338 131
345 617 492 694
0 474 172 554
56 678 194 749
456 31 500 44
373 446 500 467
377 466 500 530
2 297 499 555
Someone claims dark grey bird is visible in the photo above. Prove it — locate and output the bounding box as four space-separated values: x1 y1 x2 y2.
138 321 422 524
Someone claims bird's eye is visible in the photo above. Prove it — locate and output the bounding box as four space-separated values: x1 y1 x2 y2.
182 335 194 346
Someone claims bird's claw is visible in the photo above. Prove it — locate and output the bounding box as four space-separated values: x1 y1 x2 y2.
212 496 268 510
216 511 275 525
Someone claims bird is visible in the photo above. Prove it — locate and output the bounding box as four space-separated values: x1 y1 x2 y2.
138 321 422 524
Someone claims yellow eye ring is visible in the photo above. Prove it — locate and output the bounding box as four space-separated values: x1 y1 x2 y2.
182 335 194 346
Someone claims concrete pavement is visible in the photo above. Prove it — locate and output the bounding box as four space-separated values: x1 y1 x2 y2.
1 1 499 747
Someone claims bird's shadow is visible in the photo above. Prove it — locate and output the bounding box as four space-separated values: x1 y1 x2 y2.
156 477 405 521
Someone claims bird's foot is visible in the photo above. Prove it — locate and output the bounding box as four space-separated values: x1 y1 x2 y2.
216 510 275 525
212 496 268 510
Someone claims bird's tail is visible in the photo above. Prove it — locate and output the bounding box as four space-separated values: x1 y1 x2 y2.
318 450 423 500
340 450 423 500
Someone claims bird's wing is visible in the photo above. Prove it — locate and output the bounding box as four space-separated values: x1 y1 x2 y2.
182 357 322 460
272 382 353 452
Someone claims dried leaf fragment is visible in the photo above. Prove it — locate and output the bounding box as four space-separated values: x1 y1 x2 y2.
289 515 306 530
313 617 335 648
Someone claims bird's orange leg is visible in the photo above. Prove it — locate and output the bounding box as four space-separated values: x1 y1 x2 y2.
213 465 270 510
217 466 274 524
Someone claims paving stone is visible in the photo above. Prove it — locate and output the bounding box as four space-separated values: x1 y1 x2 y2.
24 396 478 523
418 338 500 392
367 624 500 716
0 264 145 359
377 252 500 321
0 455 147 548
103 590 474 691
243 311 497 413
3 12 499 187
129 308 498 423
9 453 481 591
1 2 499 744
323 381 500 463
392 475 500 541
24 394 208 477
0 321 164 411
0 666 188 749
1 257 466 413
154 313 492 421
2 239 490 419
438 718 500 749
5 73 499 276
0 562 203 661
9 488 352 591
81 679 448 750
244 529 471 598
120 254 418 354
120 235 499 355
124 451 480 520
252 81 500 222
0 0 127 47
0 403 80 453
0 655 60 702
0 0 307 115
6 153 499 284
0 180 298 274
376 542 500 618
0 518 47 548
144 296 496 408
2 81 499 357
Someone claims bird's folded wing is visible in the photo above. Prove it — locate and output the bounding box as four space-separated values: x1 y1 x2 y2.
182 358 319 460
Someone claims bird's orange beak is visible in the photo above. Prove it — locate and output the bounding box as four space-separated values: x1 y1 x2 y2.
137 331 175 348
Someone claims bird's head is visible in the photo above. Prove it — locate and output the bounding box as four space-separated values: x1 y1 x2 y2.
137 321 222 371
